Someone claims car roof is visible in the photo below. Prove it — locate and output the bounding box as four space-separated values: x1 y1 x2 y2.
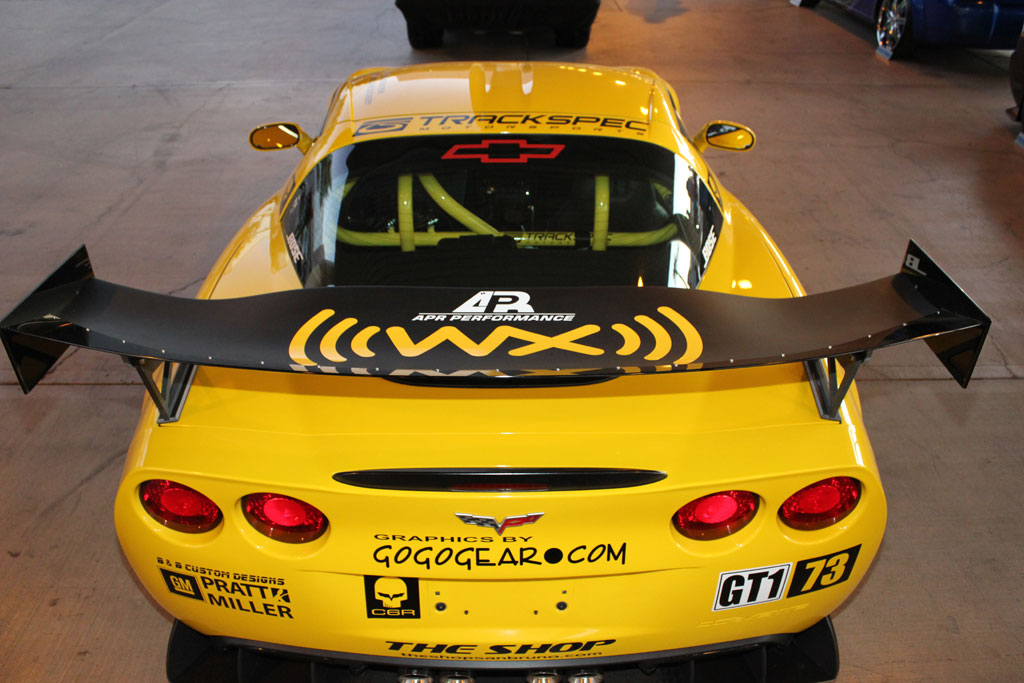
344 61 658 123
300 61 696 182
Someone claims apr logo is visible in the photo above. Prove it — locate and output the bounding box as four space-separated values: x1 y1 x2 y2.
903 253 927 276
364 576 421 619
455 291 534 314
455 512 544 536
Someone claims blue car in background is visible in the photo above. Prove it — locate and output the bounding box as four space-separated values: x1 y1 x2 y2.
1012 28 1023 137
794 0 1024 58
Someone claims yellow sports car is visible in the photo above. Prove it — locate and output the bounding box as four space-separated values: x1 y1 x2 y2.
1 62 989 683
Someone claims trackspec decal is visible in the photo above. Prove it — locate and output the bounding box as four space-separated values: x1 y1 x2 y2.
157 558 292 619
373 543 627 571
787 545 861 597
353 113 650 137
365 576 421 619
385 639 617 661
413 290 576 323
714 563 792 611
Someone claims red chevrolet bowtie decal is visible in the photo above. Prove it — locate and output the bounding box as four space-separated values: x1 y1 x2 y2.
442 139 566 163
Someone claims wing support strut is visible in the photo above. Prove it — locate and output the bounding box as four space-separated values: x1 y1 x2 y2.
129 358 196 424
804 352 871 422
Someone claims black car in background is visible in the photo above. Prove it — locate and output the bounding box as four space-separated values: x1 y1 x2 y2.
396 0 600 48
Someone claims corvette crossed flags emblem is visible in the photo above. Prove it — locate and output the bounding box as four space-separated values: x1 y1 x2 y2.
455 512 545 535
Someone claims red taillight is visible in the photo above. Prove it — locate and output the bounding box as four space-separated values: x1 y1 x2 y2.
779 477 861 531
139 479 222 533
673 490 759 540
242 493 328 543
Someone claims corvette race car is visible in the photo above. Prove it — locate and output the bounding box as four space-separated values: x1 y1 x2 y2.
1 62 989 683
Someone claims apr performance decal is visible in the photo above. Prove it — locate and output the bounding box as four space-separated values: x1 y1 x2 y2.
365 576 421 619
713 563 792 611
442 139 565 164
787 545 861 597
157 558 292 619
354 113 649 137
416 290 574 322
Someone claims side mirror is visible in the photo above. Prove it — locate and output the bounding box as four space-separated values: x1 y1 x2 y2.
249 122 313 154
694 121 756 153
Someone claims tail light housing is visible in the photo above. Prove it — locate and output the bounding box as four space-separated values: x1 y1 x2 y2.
673 490 759 540
242 492 328 543
779 477 861 531
140 479 222 533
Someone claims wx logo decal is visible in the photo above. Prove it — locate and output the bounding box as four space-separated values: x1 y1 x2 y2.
286 306 703 368
442 139 565 164
386 325 602 358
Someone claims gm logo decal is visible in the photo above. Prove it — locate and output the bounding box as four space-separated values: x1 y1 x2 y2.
161 569 205 601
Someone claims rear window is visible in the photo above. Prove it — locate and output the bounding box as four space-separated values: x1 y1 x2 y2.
282 135 722 289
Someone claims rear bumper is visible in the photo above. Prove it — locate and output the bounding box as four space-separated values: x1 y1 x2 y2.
394 0 601 30
168 616 840 683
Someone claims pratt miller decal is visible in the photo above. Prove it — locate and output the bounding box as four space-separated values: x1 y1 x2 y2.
455 512 544 536
286 290 704 371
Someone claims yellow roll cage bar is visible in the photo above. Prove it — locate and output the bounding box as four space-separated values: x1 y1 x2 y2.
337 173 678 252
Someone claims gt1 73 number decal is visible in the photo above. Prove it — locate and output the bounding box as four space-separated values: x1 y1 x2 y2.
714 563 792 611
787 545 861 597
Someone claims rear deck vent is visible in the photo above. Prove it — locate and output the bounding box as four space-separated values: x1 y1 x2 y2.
333 468 666 492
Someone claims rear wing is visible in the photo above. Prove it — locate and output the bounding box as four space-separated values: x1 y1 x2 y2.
1 242 988 423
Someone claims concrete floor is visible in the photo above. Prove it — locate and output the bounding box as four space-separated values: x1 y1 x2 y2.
1 0 1022 680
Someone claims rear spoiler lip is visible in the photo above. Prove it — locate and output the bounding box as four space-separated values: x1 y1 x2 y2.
1 241 990 422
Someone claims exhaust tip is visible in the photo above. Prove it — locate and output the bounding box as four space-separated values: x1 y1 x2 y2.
568 673 603 683
440 673 475 683
398 672 433 683
527 673 561 683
